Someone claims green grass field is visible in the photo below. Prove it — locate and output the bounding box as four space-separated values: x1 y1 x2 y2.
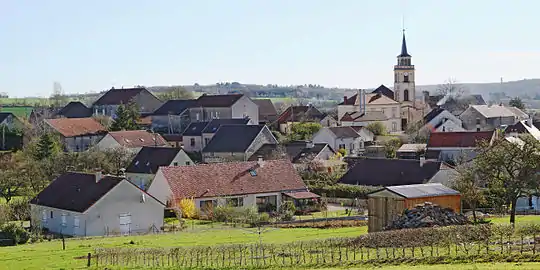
0 106 34 119
0 225 365 270
488 215 540 224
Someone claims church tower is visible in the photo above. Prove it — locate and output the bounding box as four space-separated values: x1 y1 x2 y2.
393 31 415 107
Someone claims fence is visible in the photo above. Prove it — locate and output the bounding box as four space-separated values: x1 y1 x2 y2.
91 224 540 268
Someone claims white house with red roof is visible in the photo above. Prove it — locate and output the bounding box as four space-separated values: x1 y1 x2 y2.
147 159 318 212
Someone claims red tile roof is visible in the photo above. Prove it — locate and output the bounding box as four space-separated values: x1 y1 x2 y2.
109 130 168 148
45 117 107 137
427 131 494 148
160 159 307 200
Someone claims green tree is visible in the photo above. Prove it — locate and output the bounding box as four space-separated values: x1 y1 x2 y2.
156 86 194 101
383 137 401 158
110 102 140 131
473 134 540 224
287 122 321 141
33 133 61 160
453 162 486 223
509 97 525 110
366 122 386 136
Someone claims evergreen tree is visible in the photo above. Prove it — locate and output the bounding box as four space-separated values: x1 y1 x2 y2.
110 102 140 131
34 133 61 160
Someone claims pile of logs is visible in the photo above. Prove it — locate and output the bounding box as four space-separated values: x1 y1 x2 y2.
385 202 469 230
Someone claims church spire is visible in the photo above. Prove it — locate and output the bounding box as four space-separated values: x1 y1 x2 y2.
399 30 411 57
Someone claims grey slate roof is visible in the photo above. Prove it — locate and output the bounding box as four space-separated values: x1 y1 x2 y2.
423 107 445 123
93 87 147 105
196 94 243 107
328 127 360 138
203 125 267 153
153 99 197 115
0 112 14 123
371 85 395 100
30 172 124 212
182 121 210 136
339 158 443 186
126 147 182 174
56 101 92 118
384 183 460 199
248 141 332 163
201 118 249 134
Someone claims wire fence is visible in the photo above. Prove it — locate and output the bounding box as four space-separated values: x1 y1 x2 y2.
91 224 540 268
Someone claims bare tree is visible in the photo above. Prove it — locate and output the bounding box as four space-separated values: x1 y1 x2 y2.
436 78 466 97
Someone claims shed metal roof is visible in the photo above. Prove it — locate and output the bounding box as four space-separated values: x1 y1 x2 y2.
372 183 459 199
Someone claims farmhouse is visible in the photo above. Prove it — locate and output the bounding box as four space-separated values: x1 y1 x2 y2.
367 183 461 232
30 172 165 237
202 125 277 163
147 159 317 212
44 117 107 152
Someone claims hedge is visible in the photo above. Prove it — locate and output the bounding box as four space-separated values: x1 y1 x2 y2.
310 184 380 199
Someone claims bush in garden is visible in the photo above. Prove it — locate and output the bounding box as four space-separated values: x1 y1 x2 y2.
1 223 29 245
213 205 237 222
177 198 198 219
310 184 379 199
279 201 296 221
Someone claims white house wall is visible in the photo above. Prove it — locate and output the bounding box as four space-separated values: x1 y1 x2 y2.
84 181 164 236
182 135 203 152
231 96 259 124
30 204 88 236
147 170 174 205
194 192 283 211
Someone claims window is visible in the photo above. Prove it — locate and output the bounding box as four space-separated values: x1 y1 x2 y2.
204 138 210 146
226 197 244 207
350 143 355 150
190 138 195 146
185 161 190 165
403 89 409 101
477 127 481 132
256 195 277 212
338 144 346 150
42 210 47 223
50 211 54 219
61 213 67 226
476 118 481 125
173 162 178 166
392 108 397 118
200 200 217 210
392 122 397 132
404 75 409 83
73 216 80 228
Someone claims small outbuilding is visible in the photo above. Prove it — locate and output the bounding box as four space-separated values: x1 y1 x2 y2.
367 183 461 232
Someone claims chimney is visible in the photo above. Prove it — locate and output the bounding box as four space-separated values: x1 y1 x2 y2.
95 171 103 183
419 156 426 167
306 141 314 148
423 91 430 104
343 96 347 104
257 157 265 168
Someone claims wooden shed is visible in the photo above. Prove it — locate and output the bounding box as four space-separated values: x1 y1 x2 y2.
367 183 461 233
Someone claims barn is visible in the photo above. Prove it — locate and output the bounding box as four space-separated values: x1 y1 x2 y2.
367 183 461 233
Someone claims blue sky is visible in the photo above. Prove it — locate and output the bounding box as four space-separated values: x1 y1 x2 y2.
1 0 539 97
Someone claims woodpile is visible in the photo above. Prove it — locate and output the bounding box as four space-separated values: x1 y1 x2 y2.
385 202 469 230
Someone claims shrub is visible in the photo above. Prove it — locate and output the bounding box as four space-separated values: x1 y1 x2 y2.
213 205 237 222
1 223 29 245
276 219 367 229
8 199 30 221
366 122 386 136
337 148 347 156
310 184 380 199
279 201 296 221
177 198 198 219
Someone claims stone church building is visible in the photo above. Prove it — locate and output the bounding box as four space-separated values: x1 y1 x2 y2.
338 32 428 131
